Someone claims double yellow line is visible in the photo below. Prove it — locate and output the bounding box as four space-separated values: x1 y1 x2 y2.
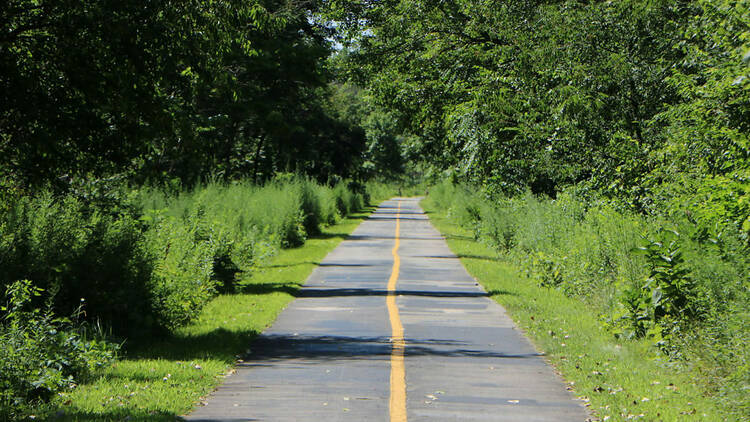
387 201 407 422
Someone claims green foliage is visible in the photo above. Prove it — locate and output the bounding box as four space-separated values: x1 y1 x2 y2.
0 192 156 337
143 212 223 329
1 280 117 420
135 177 366 329
330 0 749 215
423 201 732 421
298 178 324 236
640 232 697 324
0 175 372 416
1 177 367 341
527 252 566 289
425 182 749 416
331 182 364 217
1 0 372 189
327 83 413 182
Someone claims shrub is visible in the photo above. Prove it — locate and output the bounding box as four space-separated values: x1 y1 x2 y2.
0 280 117 420
0 193 156 337
425 180 749 416
333 183 353 216
143 211 220 329
316 185 341 225
0 176 366 344
297 178 323 236
134 177 368 327
363 181 394 205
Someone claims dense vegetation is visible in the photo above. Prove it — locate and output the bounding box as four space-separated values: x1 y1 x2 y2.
325 0 749 418
329 0 748 228
0 177 367 418
428 182 748 417
0 0 396 187
1 0 748 419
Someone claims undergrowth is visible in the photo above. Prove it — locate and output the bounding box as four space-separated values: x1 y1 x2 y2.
0 281 117 420
425 181 749 419
52 207 374 421
0 175 367 417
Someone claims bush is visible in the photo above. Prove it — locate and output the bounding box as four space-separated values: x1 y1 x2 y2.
425 180 749 413
0 176 367 342
143 211 221 329
297 178 324 236
0 280 117 420
134 177 367 327
316 184 342 225
0 193 156 337
333 183 355 216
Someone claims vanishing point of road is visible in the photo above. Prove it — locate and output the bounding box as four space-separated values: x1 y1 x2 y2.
186 198 590 421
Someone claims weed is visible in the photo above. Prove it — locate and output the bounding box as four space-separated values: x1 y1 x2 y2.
424 181 749 418
1 281 117 420
422 199 733 421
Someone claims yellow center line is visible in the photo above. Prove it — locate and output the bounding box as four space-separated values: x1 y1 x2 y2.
387 200 407 422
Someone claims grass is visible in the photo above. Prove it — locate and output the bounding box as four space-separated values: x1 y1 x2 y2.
54 207 376 421
420 199 729 422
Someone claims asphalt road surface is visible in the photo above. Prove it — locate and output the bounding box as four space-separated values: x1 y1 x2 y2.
185 198 590 422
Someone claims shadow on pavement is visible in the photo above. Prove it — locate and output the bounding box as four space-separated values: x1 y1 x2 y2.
244 334 543 361
367 216 428 221
420 254 500 262
237 283 515 299
348 234 444 241
296 288 492 298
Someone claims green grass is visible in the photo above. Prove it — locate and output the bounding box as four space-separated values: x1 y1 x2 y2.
420 200 729 422
54 207 375 421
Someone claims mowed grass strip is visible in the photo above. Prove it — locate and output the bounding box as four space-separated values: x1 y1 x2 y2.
56 207 375 421
421 200 727 422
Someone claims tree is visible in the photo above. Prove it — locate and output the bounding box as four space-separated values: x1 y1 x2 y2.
1 0 371 188
325 0 705 199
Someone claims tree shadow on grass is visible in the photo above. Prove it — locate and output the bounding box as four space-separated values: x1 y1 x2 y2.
237 281 301 296
127 327 261 362
56 328 262 421
485 289 515 297
444 233 475 241
311 231 352 240
259 261 319 269
58 408 182 422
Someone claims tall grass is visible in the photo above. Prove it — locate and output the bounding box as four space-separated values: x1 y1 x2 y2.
0 175 368 417
425 181 749 417
0 192 156 335
134 176 367 329
1 176 368 336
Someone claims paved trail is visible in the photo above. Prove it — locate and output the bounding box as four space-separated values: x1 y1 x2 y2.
186 198 589 421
